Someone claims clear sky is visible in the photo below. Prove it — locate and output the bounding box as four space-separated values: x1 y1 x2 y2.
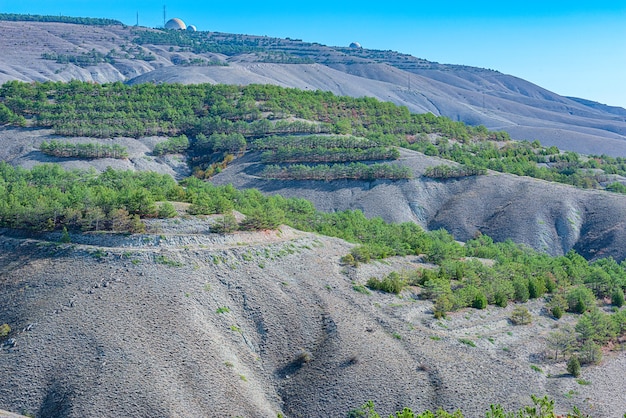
2 1 625 108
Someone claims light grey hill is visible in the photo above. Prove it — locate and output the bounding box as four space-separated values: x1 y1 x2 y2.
1 21 625 156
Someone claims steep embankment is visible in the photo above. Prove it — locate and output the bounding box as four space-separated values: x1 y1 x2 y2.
1 225 624 417
1 20 625 156
211 147 626 261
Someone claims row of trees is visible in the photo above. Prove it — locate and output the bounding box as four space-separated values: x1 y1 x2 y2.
261 163 412 181
0 13 123 26
250 135 380 151
40 140 128 159
423 164 486 179
260 146 399 164
348 396 587 418
153 134 190 156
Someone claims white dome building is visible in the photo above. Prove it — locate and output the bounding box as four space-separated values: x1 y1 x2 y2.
349 42 362 49
165 18 186 30
187 25 197 32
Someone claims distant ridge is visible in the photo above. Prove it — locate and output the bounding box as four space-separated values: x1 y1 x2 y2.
0 18 625 155
0 13 123 26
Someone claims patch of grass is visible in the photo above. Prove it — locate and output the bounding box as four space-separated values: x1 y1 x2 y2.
92 249 107 259
392 332 402 340
502 347 510 352
216 306 230 314
487 337 495 344
224 361 234 368
430 335 441 341
576 379 591 386
230 325 242 333
203 283 211 292
530 365 543 373
155 254 183 267
131 258 141 265
242 252 253 261
507 331 513 336
459 338 476 347
239 374 247 382
352 284 371 295
436 322 448 329
0 323 10 337
564 390 578 399
258 262 265 269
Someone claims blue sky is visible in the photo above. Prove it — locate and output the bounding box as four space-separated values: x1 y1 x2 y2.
2 1 625 108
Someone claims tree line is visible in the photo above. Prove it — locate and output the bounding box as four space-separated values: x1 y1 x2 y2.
423 164 486 179
40 140 128 159
0 13 123 26
260 146 399 164
261 162 412 181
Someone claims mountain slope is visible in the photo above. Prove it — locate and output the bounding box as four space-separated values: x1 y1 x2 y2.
1 20 625 156
1 226 623 417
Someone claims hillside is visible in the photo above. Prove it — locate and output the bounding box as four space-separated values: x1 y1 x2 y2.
2 16 626 418
1 224 624 417
210 147 626 261
0 20 625 156
2 78 626 260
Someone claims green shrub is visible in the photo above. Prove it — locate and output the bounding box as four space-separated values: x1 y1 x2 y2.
0 323 10 337
566 286 596 314
579 340 603 365
433 294 454 319
366 272 406 294
59 226 71 243
611 288 625 307
551 306 564 319
350 246 371 263
211 214 238 234
548 294 567 319
472 292 488 309
513 278 530 302
510 306 532 325
494 291 508 308
157 201 177 218
567 356 581 377
340 253 356 266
